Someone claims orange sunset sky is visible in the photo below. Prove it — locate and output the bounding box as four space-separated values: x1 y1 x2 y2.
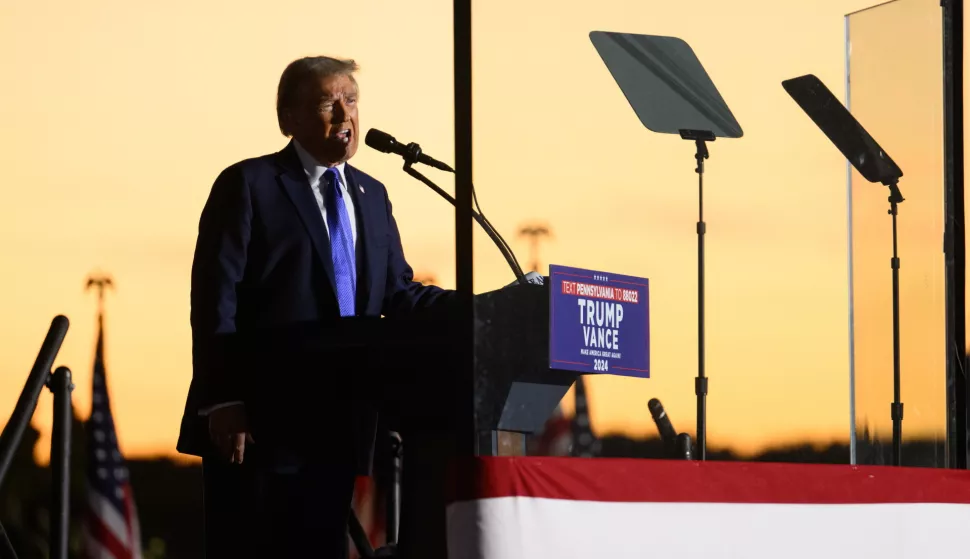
0 0 955 463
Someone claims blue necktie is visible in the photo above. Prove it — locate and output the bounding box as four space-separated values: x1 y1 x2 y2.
323 168 356 317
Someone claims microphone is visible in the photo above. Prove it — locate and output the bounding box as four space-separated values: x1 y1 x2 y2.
366 127 528 284
648 398 679 457
365 129 455 173
677 433 693 461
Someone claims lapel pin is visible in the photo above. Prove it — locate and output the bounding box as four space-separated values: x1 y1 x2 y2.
359 185 365 193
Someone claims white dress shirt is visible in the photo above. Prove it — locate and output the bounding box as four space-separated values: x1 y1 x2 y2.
293 139 358 246
199 142 359 417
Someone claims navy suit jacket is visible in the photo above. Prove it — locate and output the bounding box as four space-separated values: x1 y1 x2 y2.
176 141 454 469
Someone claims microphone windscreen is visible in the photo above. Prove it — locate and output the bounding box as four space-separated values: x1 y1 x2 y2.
365 128 397 153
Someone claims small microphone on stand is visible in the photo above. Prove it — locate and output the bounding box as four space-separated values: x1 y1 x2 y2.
677 433 693 461
649 398 694 460
648 398 678 458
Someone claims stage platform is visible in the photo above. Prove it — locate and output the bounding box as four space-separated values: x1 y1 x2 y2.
446 456 970 559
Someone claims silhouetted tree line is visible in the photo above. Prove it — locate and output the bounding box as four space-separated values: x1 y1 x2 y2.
597 434 947 467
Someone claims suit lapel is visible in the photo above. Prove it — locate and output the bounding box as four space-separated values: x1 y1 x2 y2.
275 142 337 295
346 165 376 313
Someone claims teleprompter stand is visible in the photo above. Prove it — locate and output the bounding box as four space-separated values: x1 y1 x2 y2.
590 31 743 460
683 128 714 458
783 74 906 466
888 181 904 465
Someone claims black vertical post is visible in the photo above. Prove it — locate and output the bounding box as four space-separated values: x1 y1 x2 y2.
48 366 73 559
455 2 473 326
454 0 475 458
943 0 967 470
396 6 474 554
394 2 476 558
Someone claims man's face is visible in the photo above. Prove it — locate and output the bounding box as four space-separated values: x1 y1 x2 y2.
288 73 359 165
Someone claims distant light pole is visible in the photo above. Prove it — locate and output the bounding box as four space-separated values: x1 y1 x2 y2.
85 273 114 315
518 223 552 273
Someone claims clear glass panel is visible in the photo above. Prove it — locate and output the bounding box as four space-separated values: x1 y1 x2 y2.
470 2 884 462
846 0 946 467
964 5 970 465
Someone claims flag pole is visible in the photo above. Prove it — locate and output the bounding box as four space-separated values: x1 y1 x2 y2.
81 272 142 558
85 273 113 322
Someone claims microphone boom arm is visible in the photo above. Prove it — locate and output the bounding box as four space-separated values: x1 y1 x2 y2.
402 163 527 283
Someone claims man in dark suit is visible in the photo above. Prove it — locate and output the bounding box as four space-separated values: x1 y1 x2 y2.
176 55 453 558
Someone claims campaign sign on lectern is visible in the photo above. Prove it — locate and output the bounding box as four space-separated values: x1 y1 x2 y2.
548 265 650 378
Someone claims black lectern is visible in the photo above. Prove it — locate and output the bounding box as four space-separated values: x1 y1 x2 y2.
221 279 584 559
397 281 582 559
474 282 580 455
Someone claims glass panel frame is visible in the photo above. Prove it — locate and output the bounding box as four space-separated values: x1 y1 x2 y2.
846 0 947 467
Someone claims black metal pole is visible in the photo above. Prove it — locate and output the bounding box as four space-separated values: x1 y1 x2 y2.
454 0 473 315
889 192 904 467
943 0 967 470
695 139 709 461
48 367 73 559
0 316 69 489
395 3 474 559
453 0 474 458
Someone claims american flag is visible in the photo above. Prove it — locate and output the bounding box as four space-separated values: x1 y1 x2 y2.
531 405 573 457
82 314 143 559
570 376 599 457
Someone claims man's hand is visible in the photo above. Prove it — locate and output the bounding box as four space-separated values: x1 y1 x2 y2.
208 404 254 464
